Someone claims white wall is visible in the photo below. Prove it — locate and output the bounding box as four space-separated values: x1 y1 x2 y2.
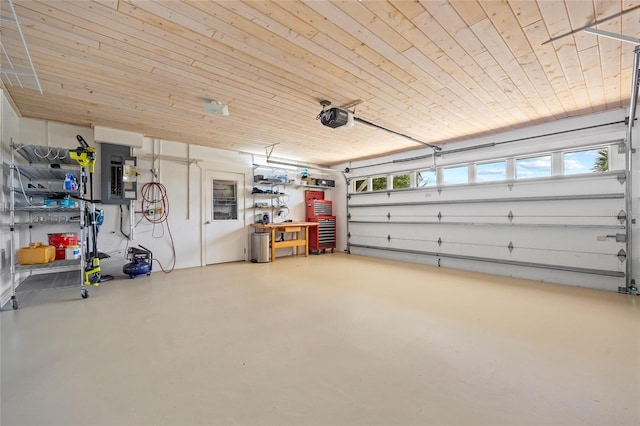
1 111 336 304
1 89 21 302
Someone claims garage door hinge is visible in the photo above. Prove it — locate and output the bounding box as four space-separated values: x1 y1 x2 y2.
617 249 627 263
387 234 391 241
437 237 442 246
437 211 442 221
508 183 513 191
347 213 351 220
617 174 626 184
387 191 391 198
387 212 391 220
618 210 627 224
507 210 514 222
508 242 514 253
347 194 351 200
347 232 351 239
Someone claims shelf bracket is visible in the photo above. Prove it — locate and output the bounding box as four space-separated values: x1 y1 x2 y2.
265 143 279 162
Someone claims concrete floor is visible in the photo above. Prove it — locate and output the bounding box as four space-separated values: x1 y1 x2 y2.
1 253 639 426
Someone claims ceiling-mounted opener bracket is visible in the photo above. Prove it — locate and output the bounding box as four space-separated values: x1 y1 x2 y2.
316 100 332 121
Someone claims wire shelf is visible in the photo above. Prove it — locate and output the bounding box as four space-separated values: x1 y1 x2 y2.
15 258 82 272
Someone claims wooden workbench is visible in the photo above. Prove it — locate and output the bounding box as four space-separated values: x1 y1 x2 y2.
250 222 319 262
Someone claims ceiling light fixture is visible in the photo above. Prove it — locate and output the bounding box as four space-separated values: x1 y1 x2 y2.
202 100 229 116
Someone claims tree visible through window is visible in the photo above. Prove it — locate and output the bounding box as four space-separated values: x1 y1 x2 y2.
592 148 609 172
372 176 387 191
393 174 410 189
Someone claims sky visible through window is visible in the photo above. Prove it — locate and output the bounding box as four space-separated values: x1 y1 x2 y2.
355 147 608 191
516 155 551 179
417 170 436 187
563 149 602 175
443 166 468 185
477 161 506 182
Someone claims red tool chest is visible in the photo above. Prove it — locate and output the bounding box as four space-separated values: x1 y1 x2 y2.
305 190 336 253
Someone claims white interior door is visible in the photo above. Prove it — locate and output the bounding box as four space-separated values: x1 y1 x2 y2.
204 170 246 264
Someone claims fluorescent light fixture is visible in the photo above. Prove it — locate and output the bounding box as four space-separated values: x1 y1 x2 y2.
202 100 229 116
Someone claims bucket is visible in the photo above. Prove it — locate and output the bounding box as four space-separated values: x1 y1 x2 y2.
65 245 81 260
48 233 78 260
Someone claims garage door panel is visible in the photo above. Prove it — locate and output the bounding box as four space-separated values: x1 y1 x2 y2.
350 223 623 255
348 170 628 286
349 199 624 226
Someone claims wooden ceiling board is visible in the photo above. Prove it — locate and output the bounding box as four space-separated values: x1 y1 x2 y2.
1 0 638 165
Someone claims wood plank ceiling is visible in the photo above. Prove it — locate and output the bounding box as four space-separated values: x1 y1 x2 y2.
1 0 638 165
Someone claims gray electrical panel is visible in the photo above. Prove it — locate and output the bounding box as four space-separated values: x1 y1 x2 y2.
100 143 137 204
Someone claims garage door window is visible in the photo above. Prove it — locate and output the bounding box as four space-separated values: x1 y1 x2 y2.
564 148 608 175
516 155 551 179
393 174 411 189
417 170 436 187
354 179 368 192
443 166 468 185
372 176 387 191
477 161 506 182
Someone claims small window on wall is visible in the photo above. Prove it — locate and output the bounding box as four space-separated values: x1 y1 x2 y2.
443 166 468 185
417 170 436 187
564 148 608 175
372 176 388 191
393 174 411 189
516 155 551 179
211 180 238 220
477 161 506 182
354 179 368 192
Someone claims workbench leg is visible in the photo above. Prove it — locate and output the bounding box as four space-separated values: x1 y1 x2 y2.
271 228 276 262
305 226 309 257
